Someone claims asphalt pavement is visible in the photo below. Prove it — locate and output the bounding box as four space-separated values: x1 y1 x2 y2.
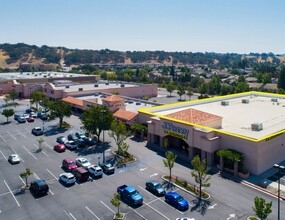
0 97 284 220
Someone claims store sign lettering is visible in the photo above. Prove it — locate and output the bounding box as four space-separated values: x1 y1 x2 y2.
162 122 189 140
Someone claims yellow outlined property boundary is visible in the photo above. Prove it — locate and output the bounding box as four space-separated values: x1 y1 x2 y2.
139 91 285 142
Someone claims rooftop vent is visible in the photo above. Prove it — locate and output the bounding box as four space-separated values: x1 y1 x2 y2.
65 86 70 88
105 82 109 85
136 102 141 105
251 123 263 131
242 99 249 104
94 84 98 87
78 88 83 91
221 101 229 106
271 98 278 102
121 84 125 87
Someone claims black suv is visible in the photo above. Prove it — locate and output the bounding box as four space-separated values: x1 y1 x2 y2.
30 179 49 196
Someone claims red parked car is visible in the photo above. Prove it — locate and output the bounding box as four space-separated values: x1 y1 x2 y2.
27 116 35 122
54 144 66 153
62 158 77 172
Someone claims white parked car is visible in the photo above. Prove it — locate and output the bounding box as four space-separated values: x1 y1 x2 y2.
87 165 103 177
22 113 30 119
76 158 91 169
64 141 78 150
8 154 21 164
59 173 76 185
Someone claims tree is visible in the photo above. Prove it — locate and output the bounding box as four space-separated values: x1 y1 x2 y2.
31 91 43 110
81 105 113 141
49 100 72 128
166 81 175 97
3 94 11 106
2 108 14 123
111 193 122 218
191 155 211 199
186 87 193 100
278 65 285 90
9 89 18 103
170 65 175 81
109 120 130 156
20 168 33 188
252 196 272 220
163 151 177 184
37 138 44 152
39 95 51 112
177 85 186 101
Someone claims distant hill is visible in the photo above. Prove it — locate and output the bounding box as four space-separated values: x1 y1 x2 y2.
0 43 284 70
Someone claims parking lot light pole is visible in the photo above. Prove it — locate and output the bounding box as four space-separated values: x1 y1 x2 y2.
273 164 285 220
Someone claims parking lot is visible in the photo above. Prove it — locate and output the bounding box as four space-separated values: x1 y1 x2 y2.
0 99 205 220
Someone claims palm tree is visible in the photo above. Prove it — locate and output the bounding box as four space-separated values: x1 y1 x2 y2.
163 151 177 184
191 155 211 199
186 87 193 100
20 168 33 188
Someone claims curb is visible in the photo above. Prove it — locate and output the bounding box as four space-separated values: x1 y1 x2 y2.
161 176 211 201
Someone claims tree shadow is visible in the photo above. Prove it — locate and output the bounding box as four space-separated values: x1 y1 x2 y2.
161 179 176 191
75 142 111 157
190 198 211 215
44 128 68 137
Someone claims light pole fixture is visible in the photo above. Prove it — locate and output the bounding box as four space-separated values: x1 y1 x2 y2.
101 109 107 163
273 163 285 220
29 87 32 109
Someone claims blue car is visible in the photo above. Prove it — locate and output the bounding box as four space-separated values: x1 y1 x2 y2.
165 192 189 211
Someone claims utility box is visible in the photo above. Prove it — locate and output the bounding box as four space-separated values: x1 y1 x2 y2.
242 99 249 104
251 123 263 131
221 101 229 106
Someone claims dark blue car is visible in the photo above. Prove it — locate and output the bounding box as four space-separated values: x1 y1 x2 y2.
165 192 189 211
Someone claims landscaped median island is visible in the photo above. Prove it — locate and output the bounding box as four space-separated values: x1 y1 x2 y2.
162 175 210 200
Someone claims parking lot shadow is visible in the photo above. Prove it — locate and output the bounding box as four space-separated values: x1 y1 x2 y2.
75 142 111 156
190 198 211 215
44 128 68 136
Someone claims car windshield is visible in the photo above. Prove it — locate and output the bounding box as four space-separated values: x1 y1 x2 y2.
130 190 139 196
155 183 163 189
68 162 75 166
176 195 184 202
82 160 88 164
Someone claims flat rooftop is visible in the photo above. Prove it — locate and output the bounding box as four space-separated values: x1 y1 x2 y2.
0 72 90 80
76 94 154 112
141 92 285 140
54 81 141 92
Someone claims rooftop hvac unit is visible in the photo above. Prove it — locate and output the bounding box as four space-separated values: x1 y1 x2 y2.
221 101 229 106
94 84 98 87
271 98 278 102
121 84 125 87
251 123 263 131
78 88 83 91
65 86 69 88
105 82 109 85
242 99 249 104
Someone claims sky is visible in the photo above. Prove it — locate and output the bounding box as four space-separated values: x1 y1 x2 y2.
1 0 285 54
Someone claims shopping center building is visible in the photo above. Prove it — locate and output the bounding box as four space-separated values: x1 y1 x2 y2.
139 92 285 175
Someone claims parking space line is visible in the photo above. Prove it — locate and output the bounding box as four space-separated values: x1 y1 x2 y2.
0 134 6 142
132 209 148 220
11 147 24 163
0 150 7 160
0 191 10 197
19 176 25 185
100 201 115 214
86 206 100 220
143 203 170 220
7 131 17 140
69 213 77 220
24 128 30 133
17 129 27 139
46 169 57 179
22 146 37 160
49 189 54 195
3 180 20 207
44 142 53 150
34 144 49 157
33 172 40 180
